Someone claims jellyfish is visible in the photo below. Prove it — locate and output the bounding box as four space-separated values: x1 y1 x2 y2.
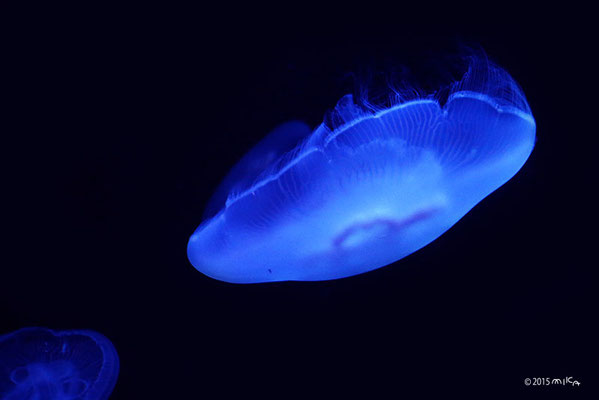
0 327 119 400
187 54 536 283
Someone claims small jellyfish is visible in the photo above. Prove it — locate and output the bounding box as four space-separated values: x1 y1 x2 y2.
188 54 536 283
0 327 119 400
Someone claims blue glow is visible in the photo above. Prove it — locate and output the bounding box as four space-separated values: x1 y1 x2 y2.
0 327 119 400
188 55 536 283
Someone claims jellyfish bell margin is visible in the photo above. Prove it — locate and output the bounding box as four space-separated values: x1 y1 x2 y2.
187 54 536 284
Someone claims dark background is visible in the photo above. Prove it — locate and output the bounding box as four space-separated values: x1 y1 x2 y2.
2 6 596 398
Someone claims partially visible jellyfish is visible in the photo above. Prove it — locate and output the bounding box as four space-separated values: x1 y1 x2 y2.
0 327 119 400
188 54 536 283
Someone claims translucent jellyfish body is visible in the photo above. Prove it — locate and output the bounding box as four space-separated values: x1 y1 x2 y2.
0 327 119 400
188 56 536 283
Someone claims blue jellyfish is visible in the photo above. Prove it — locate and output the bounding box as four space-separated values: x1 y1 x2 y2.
188 55 536 283
0 327 119 400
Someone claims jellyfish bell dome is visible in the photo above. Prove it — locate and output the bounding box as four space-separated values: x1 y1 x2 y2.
188 55 536 284
0 327 119 400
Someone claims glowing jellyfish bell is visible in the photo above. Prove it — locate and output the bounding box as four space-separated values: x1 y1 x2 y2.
0 327 119 400
188 55 536 283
